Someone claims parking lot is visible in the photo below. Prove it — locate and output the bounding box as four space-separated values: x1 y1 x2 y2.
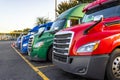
0 41 93 80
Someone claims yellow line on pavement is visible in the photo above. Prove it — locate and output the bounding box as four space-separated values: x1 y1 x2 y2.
35 65 54 69
11 45 49 80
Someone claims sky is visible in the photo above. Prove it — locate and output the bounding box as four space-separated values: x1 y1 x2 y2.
0 0 69 33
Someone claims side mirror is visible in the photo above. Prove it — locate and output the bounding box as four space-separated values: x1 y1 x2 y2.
94 15 103 22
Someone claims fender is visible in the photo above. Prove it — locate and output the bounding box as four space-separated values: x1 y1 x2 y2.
110 34 120 54
97 33 120 55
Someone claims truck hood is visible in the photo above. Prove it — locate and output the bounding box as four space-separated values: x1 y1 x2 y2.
23 34 31 42
58 21 97 50
63 21 95 34
64 17 120 46
33 30 54 44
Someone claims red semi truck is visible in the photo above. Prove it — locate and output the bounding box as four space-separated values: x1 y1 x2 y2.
53 0 120 80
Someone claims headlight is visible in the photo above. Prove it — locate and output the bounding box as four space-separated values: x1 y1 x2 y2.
23 43 28 47
34 42 44 48
77 41 100 53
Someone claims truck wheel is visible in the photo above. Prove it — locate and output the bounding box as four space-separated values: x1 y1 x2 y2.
106 48 120 80
47 47 53 62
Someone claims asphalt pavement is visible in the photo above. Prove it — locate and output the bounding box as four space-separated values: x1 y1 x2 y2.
0 41 42 80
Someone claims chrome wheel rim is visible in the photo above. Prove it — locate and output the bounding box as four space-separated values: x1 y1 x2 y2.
112 57 120 78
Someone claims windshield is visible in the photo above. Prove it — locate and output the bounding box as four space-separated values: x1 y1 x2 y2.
27 32 36 35
82 5 120 23
35 27 45 35
38 27 45 33
50 19 66 31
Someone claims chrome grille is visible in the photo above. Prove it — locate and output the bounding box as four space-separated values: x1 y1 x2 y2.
28 36 34 55
53 31 74 62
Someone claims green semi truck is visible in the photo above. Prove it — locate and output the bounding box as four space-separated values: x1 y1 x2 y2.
28 4 87 61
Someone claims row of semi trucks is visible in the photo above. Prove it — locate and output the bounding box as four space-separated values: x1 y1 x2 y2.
15 0 120 80
16 3 86 60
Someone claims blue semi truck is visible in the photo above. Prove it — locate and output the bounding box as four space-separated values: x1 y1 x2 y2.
15 33 24 49
20 22 53 54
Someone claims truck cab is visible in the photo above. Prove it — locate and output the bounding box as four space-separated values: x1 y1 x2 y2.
20 23 52 54
28 4 87 61
28 22 53 56
15 33 24 49
53 0 120 80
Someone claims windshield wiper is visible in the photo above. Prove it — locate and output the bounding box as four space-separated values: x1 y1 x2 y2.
84 18 103 35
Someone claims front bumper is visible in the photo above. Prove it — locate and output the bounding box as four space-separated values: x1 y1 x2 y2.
21 46 28 54
29 46 49 61
53 54 109 80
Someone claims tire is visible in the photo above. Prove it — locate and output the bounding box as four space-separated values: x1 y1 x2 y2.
106 48 120 80
47 47 53 62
